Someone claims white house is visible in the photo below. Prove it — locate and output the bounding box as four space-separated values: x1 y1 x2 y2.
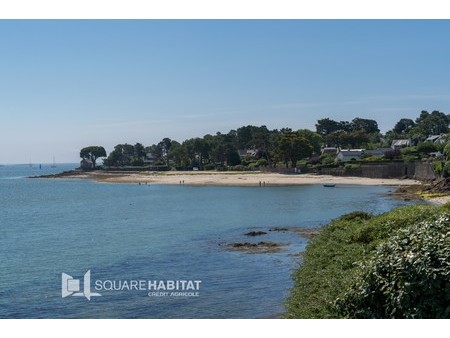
80 158 94 170
336 149 364 162
391 139 411 150
238 149 257 158
321 147 338 155
425 134 447 144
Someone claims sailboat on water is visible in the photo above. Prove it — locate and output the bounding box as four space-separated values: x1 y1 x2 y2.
51 156 57 168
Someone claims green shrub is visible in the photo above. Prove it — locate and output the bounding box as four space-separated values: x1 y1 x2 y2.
361 155 381 162
284 205 444 318
255 159 268 167
403 154 419 163
434 160 444 175
204 163 216 170
131 158 144 166
336 215 450 318
320 153 336 165
444 143 450 160
400 146 418 155
344 163 361 170
435 142 445 152
417 142 438 154
231 164 246 171
443 161 450 177
338 211 373 222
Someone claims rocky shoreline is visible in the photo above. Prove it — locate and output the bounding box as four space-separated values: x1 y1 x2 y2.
221 226 321 254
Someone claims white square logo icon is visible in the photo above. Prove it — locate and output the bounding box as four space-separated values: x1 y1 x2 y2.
62 270 101 300
67 278 80 292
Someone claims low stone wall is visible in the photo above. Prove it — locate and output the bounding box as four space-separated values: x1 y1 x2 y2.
319 161 438 180
413 162 437 180
262 166 312 175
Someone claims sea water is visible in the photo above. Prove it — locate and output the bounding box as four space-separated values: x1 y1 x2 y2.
0 164 417 318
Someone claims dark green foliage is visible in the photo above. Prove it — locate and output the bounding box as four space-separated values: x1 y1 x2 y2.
435 141 446 152
344 163 360 170
393 118 416 135
443 161 450 177
351 118 380 134
236 125 254 149
338 211 373 222
103 143 135 167
316 117 377 149
130 157 144 166
399 147 420 163
182 137 211 169
146 143 164 164
297 129 324 154
255 159 268 167
444 143 450 160
133 142 146 159
168 141 189 167
278 131 313 168
414 110 449 136
417 142 437 154
236 125 274 166
203 163 215 170
336 215 450 318
158 137 173 167
316 118 345 136
230 164 246 171
325 130 370 149
319 153 336 165
434 159 443 175
400 146 418 155
226 150 241 166
284 205 446 318
79 146 107 169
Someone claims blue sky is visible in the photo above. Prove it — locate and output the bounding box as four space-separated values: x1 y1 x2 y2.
1 20 450 164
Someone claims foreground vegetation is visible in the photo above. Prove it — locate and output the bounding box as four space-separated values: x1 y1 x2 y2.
284 204 450 318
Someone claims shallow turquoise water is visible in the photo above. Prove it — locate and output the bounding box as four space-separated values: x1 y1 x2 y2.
0 164 417 318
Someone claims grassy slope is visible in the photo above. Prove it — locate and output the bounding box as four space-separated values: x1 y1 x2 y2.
284 204 449 318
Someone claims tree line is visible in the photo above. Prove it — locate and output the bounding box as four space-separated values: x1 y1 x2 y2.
79 110 450 169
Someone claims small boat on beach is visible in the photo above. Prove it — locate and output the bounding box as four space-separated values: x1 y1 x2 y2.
323 184 336 187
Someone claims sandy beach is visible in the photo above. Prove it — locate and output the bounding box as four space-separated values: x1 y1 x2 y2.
54 170 422 187
427 195 450 205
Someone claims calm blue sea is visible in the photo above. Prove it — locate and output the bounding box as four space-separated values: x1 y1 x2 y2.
0 164 417 318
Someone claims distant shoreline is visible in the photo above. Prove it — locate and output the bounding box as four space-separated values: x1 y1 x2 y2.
30 169 422 187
